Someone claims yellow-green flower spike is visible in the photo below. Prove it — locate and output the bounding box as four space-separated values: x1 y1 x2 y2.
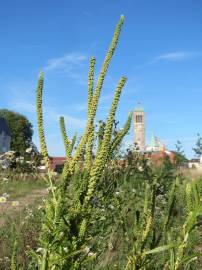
109 111 132 157
142 211 153 244
88 57 96 115
84 76 126 204
62 16 125 184
59 116 70 157
69 132 77 156
84 125 94 171
36 71 50 170
89 15 124 126
100 76 127 155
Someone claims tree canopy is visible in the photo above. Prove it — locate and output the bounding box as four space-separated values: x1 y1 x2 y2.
0 109 33 154
174 140 187 166
193 133 202 158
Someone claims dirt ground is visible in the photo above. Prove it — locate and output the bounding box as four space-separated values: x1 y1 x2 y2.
0 188 48 226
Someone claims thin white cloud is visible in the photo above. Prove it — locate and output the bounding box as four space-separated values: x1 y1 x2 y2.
151 51 195 63
46 108 86 128
135 51 201 70
44 53 87 71
5 77 87 130
44 53 88 85
17 102 86 129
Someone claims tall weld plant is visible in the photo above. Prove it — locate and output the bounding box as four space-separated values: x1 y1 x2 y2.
35 15 132 269
61 15 125 185
60 116 77 159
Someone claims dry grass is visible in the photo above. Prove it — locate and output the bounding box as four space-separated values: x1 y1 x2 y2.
181 167 202 178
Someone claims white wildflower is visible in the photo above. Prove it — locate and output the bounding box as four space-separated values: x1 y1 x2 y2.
0 196 7 203
12 201 20 207
84 246 90 253
63 247 68 252
26 147 33 154
88 252 95 257
46 186 57 192
2 193 9 198
138 166 143 172
36 247 44 253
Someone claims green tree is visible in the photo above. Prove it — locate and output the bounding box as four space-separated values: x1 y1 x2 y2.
0 109 33 154
193 133 202 158
174 140 187 166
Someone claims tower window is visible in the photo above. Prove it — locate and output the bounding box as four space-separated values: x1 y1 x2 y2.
136 115 143 123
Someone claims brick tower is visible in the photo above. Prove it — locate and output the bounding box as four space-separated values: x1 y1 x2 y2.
134 104 145 151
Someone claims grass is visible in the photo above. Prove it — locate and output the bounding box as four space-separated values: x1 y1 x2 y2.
0 173 48 269
0 173 48 230
0 176 47 200
0 202 44 270
0 164 202 269
182 167 202 178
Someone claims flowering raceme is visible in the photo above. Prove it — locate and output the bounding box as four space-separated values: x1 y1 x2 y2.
34 15 133 270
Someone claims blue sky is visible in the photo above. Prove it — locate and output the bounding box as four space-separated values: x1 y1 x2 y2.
0 0 202 158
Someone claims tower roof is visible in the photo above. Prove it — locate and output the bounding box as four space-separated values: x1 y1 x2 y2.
134 103 144 112
150 133 156 147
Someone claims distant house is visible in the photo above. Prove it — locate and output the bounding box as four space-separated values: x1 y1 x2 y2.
0 117 11 153
49 157 66 173
145 150 175 165
188 158 202 170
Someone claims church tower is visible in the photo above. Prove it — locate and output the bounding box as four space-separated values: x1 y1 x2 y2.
134 104 145 151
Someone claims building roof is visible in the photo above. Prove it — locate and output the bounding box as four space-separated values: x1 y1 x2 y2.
150 133 156 147
0 117 11 136
189 158 200 163
134 103 144 112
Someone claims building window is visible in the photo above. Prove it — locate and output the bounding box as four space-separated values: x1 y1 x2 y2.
136 115 143 123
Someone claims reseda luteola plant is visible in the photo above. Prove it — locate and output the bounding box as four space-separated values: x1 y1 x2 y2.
59 116 77 159
122 172 202 270
35 15 133 269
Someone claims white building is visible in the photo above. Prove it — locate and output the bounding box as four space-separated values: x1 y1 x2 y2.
188 158 202 170
145 133 165 152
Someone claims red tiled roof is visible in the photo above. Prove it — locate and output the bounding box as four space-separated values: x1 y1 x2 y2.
49 157 66 170
146 151 175 164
